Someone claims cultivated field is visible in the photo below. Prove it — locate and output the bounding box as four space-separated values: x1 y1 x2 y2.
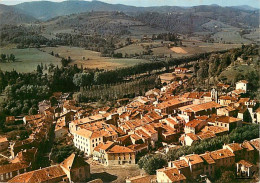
116 40 242 59
41 46 148 70
0 48 61 73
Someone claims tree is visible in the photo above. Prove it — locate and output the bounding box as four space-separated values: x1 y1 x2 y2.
73 72 92 87
0 54 7 62
142 155 167 175
29 107 38 115
216 171 236 183
9 54 15 62
37 65 43 74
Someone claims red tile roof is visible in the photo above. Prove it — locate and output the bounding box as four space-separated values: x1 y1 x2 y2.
210 149 235 160
237 160 254 168
186 119 205 128
8 165 66 183
106 145 134 154
179 101 222 113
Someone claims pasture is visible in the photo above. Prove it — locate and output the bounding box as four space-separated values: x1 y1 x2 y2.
212 28 251 44
0 48 61 73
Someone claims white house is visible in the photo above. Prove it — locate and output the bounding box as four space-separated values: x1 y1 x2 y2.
236 80 248 93
73 129 104 156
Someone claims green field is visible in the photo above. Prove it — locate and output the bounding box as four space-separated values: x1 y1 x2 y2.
0 48 61 73
212 28 252 44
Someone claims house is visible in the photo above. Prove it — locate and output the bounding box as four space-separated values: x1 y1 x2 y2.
209 149 235 167
250 138 260 152
223 143 245 162
0 137 9 152
179 133 199 146
60 153 90 182
23 114 44 125
126 174 155 183
10 139 37 158
156 167 186 183
38 100 51 114
184 119 207 134
181 92 212 105
126 174 156 183
0 162 30 182
179 154 204 179
255 108 260 124
223 141 255 163
196 131 216 141
236 160 257 179
175 67 188 74
178 102 221 122
54 118 68 139
8 153 90 183
200 126 228 136
73 129 104 156
237 105 252 123
11 147 38 168
212 115 242 131
217 106 237 117
5 116 15 124
155 98 192 115
127 143 149 155
8 165 67 183
200 152 216 178
218 96 238 106
94 143 135 166
236 80 248 93
168 159 190 179
93 141 115 163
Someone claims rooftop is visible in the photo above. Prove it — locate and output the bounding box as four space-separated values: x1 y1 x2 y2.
107 145 134 154
179 101 221 113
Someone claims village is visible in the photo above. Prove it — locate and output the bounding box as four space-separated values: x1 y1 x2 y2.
0 65 259 183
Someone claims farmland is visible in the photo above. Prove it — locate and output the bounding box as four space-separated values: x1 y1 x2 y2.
212 28 252 44
0 47 61 73
0 41 242 73
40 46 148 70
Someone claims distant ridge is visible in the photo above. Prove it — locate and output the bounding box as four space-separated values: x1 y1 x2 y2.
0 4 37 25
13 0 258 21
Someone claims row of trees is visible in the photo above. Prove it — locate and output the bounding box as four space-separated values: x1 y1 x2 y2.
138 124 259 175
0 54 15 62
76 75 161 102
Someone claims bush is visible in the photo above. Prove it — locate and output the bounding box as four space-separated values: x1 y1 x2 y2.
138 154 167 175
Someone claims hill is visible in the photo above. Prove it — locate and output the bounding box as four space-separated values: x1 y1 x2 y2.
0 4 37 25
135 5 259 33
42 11 166 36
14 0 143 20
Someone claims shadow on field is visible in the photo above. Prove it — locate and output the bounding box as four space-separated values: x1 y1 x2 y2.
91 172 117 182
